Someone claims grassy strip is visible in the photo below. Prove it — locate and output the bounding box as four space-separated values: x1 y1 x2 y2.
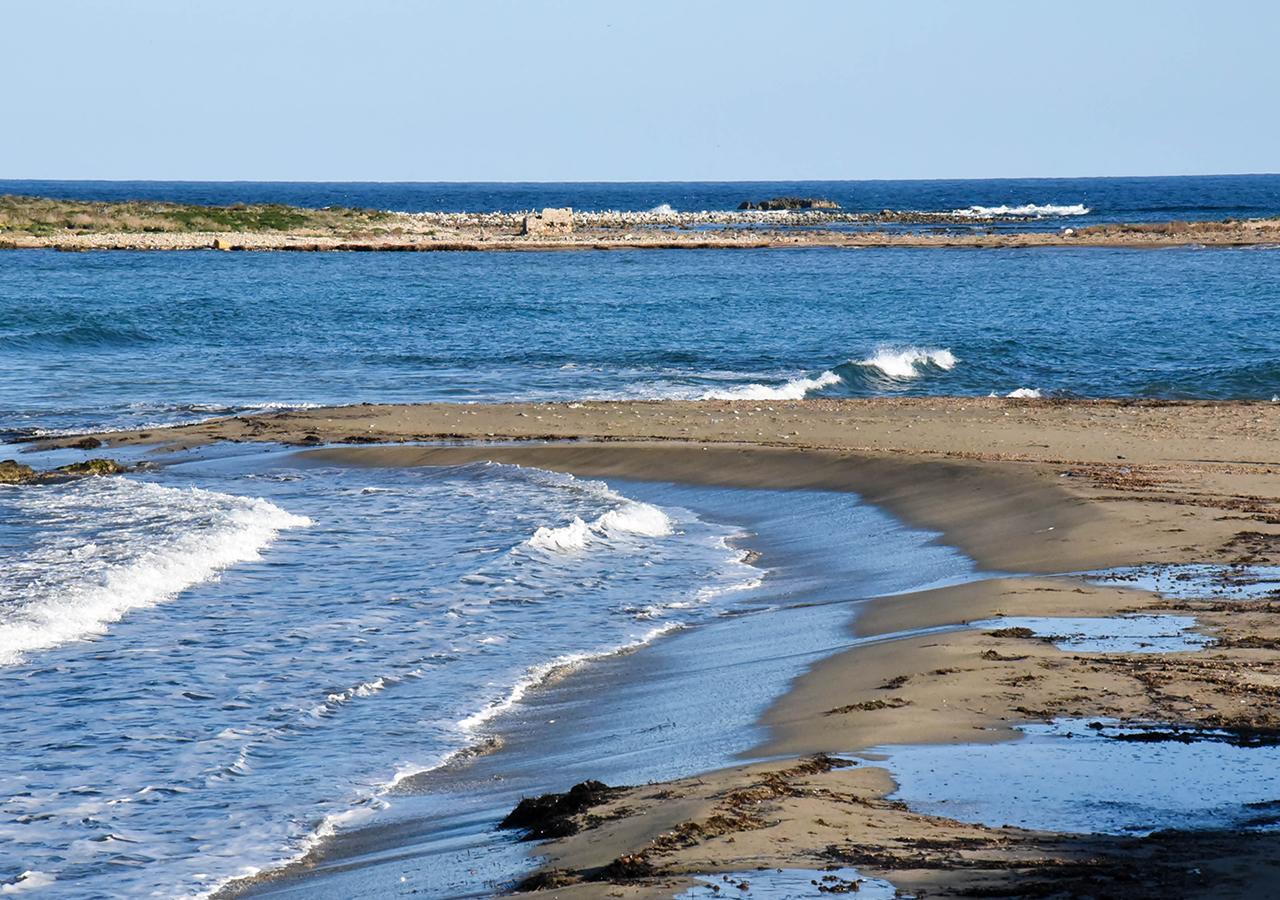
0 195 392 235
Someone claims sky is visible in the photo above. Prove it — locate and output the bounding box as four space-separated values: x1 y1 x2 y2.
5 0 1277 182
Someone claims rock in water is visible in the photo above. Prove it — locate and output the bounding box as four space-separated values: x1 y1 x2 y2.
0 460 36 484
56 458 127 477
738 197 840 210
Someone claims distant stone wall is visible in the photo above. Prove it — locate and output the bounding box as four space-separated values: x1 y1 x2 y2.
521 207 574 235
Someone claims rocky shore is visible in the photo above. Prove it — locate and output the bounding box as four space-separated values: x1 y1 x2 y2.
3 194 1279 251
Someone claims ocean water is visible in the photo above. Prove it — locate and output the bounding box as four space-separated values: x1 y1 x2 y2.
4 243 1280 435
2 178 1278 897
5 174 1280 225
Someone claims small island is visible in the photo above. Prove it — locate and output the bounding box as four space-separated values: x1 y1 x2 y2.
1 194 1278 251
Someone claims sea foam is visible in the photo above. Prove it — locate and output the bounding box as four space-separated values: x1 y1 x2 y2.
0 478 310 666
527 500 673 551
952 203 1090 218
856 347 957 379
700 370 842 400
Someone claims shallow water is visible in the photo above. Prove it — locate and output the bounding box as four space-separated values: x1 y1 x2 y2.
972 614 1212 653
882 718 1280 835
0 447 977 897
1092 565 1280 600
0 450 757 897
230 472 977 898
676 866 897 899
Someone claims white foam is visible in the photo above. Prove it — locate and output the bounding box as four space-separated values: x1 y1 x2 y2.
952 203 1090 218
527 516 594 551
526 501 672 552
856 347 957 379
0 478 311 666
458 621 680 735
1005 387 1042 398
595 501 674 537
700 370 842 400
0 872 56 894
648 202 677 215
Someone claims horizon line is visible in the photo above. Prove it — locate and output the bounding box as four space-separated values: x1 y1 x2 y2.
2 171 1277 187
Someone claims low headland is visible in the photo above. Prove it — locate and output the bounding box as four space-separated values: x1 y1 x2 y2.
3 194 1279 251
30 398 1280 897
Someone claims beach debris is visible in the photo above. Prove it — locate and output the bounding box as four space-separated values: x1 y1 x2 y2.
512 868 583 891
825 697 911 716
520 206 574 235
499 778 625 840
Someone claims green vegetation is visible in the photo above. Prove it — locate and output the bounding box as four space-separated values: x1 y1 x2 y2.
0 195 393 235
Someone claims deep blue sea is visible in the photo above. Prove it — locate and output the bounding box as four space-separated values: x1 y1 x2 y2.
6 174 1280 225
2 177 1279 897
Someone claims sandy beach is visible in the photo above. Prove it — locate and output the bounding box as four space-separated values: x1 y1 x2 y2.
32 398 1280 896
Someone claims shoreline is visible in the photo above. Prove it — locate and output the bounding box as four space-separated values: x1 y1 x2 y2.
26 399 1280 896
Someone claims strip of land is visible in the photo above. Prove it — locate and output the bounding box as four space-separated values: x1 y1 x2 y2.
33 399 1280 896
3 194 1280 250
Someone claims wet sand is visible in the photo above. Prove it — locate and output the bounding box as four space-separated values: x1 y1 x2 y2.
34 399 1280 896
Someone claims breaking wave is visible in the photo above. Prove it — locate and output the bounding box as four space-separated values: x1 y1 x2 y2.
854 347 957 380
699 370 842 401
0 478 311 666
527 499 673 552
952 203 1090 218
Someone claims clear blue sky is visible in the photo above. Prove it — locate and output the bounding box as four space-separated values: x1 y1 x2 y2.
6 0 1277 181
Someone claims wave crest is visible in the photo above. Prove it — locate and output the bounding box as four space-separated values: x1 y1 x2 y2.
700 370 841 401
526 500 673 553
952 203 1090 218
0 478 311 666
855 347 957 380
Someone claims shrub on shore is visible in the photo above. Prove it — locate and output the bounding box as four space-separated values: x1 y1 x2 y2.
0 195 389 235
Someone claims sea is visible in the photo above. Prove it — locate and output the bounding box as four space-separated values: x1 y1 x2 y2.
2 176 1279 897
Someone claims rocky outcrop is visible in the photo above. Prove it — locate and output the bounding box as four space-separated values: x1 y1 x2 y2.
738 197 841 211
0 460 36 484
520 207 574 235
57 458 127 477
0 457 127 484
